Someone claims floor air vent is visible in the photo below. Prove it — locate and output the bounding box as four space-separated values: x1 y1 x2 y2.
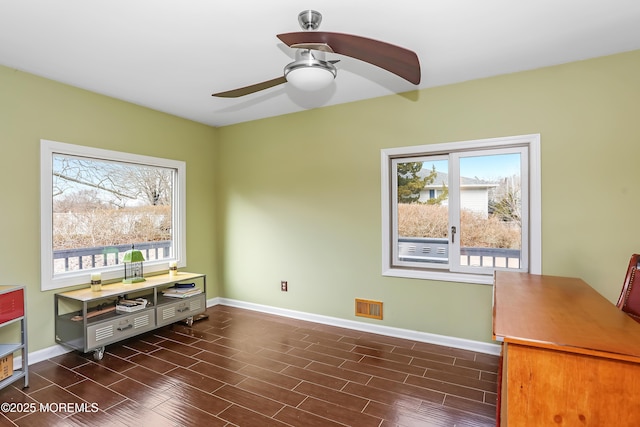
355 299 383 320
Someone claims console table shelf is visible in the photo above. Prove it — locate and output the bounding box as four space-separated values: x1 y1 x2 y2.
0 285 28 390
55 272 206 360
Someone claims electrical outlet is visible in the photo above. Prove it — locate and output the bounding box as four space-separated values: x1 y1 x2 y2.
281 281 288 292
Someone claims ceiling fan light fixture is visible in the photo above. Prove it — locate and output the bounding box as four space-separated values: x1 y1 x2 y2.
284 49 337 91
284 62 336 91
212 10 421 98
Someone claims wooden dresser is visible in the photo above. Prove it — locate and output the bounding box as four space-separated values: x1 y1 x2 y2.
493 271 640 426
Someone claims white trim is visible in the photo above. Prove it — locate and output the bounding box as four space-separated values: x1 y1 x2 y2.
206 296 223 307
40 139 187 291
383 268 494 284
382 133 538 157
14 343 70 368
528 135 542 274
214 298 501 355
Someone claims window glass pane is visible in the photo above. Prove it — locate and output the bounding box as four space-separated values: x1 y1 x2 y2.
382 134 540 283
396 158 449 265
458 153 522 269
52 154 174 275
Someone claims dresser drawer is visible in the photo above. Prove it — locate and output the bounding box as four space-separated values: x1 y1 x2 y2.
86 309 155 349
156 294 205 327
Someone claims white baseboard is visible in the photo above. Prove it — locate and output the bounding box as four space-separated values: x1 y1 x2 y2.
207 296 223 307
27 344 71 364
24 296 499 367
14 343 71 369
210 297 501 356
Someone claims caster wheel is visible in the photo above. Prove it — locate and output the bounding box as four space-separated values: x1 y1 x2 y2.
93 347 105 361
186 316 194 327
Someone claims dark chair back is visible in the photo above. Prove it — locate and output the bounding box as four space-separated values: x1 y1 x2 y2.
617 254 640 323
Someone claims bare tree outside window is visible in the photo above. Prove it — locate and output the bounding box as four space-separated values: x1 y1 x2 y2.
52 154 174 273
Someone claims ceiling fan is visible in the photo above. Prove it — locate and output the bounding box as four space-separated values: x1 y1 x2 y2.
212 10 421 98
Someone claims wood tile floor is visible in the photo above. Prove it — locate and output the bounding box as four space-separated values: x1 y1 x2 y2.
0 305 499 426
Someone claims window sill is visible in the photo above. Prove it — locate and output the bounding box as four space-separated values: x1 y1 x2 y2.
382 267 494 285
43 261 184 291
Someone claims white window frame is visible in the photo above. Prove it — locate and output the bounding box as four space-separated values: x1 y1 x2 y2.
40 139 187 291
381 134 541 285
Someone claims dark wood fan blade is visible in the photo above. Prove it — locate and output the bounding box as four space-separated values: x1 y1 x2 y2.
277 32 421 85
212 76 287 98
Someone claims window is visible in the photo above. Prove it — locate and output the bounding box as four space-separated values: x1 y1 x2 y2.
41 140 186 291
381 134 541 284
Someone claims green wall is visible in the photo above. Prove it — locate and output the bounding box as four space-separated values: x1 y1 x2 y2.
0 66 219 352
217 50 640 343
2 49 639 353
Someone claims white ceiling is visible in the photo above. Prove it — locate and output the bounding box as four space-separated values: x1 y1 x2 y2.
1 1 639 127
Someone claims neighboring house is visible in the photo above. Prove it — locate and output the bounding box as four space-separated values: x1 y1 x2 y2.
418 170 498 218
